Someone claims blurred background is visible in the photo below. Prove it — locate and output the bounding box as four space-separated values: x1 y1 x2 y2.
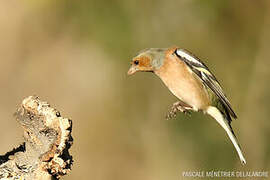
0 0 269 179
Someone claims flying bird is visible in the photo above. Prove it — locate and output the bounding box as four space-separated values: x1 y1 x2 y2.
127 47 246 164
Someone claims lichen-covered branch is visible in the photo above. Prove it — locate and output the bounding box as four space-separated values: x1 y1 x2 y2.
0 96 73 180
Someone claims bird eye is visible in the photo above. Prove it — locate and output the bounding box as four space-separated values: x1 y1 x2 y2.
134 60 139 65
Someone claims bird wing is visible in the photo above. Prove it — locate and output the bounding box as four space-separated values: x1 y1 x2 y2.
174 48 237 119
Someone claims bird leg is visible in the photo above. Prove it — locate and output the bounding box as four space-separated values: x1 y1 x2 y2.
166 101 193 120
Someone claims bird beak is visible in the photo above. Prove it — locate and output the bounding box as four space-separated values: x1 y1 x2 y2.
127 66 137 75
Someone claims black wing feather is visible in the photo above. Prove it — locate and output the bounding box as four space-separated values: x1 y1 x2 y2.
174 49 237 119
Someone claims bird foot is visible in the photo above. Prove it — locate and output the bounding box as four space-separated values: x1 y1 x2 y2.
166 101 192 120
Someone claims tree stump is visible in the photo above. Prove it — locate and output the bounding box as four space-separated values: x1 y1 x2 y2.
0 96 73 180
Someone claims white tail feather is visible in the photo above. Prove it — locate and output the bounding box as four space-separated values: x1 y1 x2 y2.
206 106 246 165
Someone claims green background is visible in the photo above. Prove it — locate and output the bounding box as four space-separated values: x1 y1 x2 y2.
0 0 269 179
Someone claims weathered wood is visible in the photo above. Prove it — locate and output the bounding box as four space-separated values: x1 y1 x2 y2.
0 96 73 180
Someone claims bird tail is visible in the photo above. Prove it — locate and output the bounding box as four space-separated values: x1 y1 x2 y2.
206 106 246 165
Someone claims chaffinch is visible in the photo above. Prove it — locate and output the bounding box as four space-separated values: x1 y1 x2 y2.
127 47 246 165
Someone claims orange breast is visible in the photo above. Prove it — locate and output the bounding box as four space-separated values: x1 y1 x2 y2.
155 53 210 110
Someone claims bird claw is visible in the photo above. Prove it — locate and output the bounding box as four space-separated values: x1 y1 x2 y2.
166 101 192 120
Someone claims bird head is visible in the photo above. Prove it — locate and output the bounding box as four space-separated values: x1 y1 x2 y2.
127 48 167 75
